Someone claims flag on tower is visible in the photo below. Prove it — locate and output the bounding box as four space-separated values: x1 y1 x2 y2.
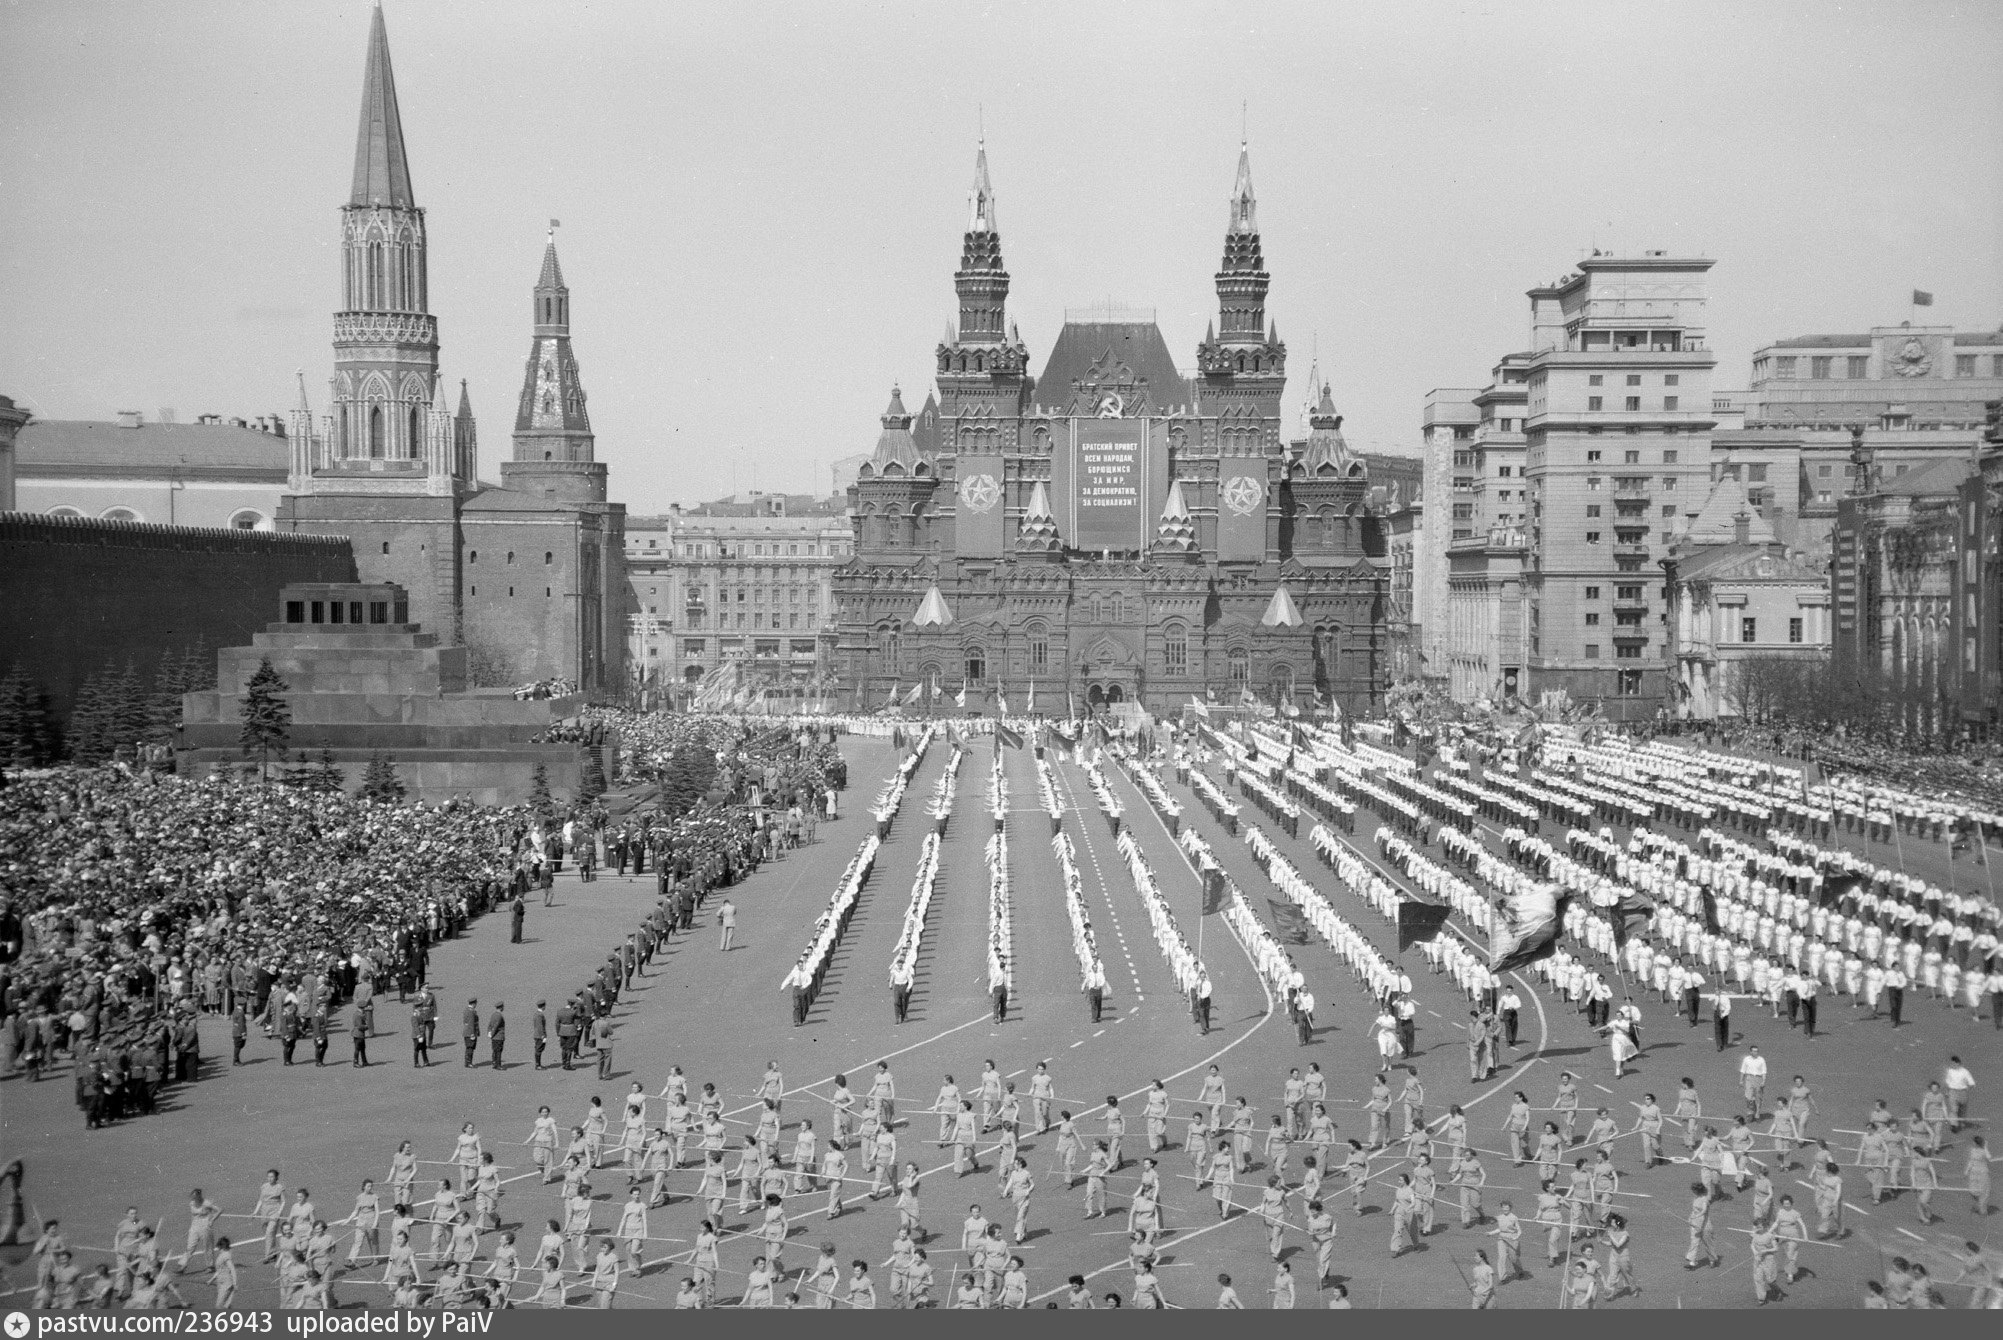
1912 289 1934 306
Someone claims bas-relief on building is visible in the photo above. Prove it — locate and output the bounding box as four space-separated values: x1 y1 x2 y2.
833 143 1389 715
277 8 625 692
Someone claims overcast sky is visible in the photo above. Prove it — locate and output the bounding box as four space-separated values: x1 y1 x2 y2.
4 0 1999 512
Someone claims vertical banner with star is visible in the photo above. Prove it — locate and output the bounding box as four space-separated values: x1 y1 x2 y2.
1216 459 1269 560
955 456 1006 557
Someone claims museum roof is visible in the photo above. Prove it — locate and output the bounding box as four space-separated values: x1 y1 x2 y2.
1032 320 1191 415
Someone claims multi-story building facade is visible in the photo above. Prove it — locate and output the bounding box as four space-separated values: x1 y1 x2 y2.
1830 445 1972 736
625 495 851 710
1519 254 1720 720
1446 526 1529 705
1956 403 2003 736
277 8 625 691
1415 388 1479 684
1712 324 2003 563
1664 476 1829 720
1385 501 1421 683
832 143 1387 716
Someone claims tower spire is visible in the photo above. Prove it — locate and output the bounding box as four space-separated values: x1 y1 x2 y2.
1228 139 1257 236
969 135 997 234
349 3 415 208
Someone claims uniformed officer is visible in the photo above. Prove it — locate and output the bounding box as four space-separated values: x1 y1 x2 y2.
462 999 481 1067
410 999 430 1067
510 894 527 945
311 1005 330 1067
556 1001 578 1071
351 998 372 1067
532 1001 549 1070
230 1003 248 1066
487 1003 507 1069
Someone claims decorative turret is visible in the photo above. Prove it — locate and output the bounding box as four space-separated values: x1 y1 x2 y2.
937 140 1030 413
865 387 925 475
1295 385 1356 478
1017 479 1060 555
504 230 604 501
1195 142 1286 413
1153 478 1198 556
326 3 451 476
854 386 936 556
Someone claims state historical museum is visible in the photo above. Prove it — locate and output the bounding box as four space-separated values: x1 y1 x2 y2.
834 144 1387 715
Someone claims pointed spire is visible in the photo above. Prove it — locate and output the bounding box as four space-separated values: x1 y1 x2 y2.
882 385 912 429
536 236 566 293
295 369 311 416
1260 584 1304 628
1154 479 1197 555
869 386 921 470
912 584 955 628
349 4 415 208
457 378 473 420
1228 140 1257 236
968 138 998 234
1018 480 1060 554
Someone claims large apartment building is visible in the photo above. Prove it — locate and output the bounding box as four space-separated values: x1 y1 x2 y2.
1519 254 1720 719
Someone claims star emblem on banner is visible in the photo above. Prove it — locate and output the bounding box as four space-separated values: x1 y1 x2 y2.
960 473 1001 513
1221 474 1264 516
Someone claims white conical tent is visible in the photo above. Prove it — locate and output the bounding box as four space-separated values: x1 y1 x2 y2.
912 584 954 627
1260 584 1304 627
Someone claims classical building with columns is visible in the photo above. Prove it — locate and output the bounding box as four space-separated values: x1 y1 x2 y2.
277 7 624 690
831 144 1388 716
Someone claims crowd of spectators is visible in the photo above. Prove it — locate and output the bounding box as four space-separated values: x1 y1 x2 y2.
0 768 528 1114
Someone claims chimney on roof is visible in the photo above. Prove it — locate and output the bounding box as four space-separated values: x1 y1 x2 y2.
116 410 143 429
1733 511 1751 545
230 417 247 428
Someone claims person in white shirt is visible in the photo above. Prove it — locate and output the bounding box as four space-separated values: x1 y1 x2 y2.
1943 1056 1976 1130
1738 1047 1769 1116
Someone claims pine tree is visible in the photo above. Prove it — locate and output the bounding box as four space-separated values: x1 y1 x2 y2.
578 748 607 803
66 663 114 764
146 645 202 747
529 761 555 819
313 748 345 794
109 657 150 760
360 752 406 803
0 665 37 767
237 656 292 783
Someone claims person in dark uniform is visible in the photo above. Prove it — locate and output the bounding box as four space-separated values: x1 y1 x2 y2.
410 999 430 1067
532 1001 548 1070
279 998 301 1066
351 999 372 1067
175 1013 200 1083
230 1003 248 1066
555 1000 577 1070
487 1003 506 1069
510 895 527 945
76 1050 100 1128
311 1006 330 1067
461 999 480 1067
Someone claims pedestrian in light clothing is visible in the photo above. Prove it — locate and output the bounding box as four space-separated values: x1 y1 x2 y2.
593 1018 615 1081
718 900 737 953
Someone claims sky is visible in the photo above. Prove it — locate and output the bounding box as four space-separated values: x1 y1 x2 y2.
3 0 1999 513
